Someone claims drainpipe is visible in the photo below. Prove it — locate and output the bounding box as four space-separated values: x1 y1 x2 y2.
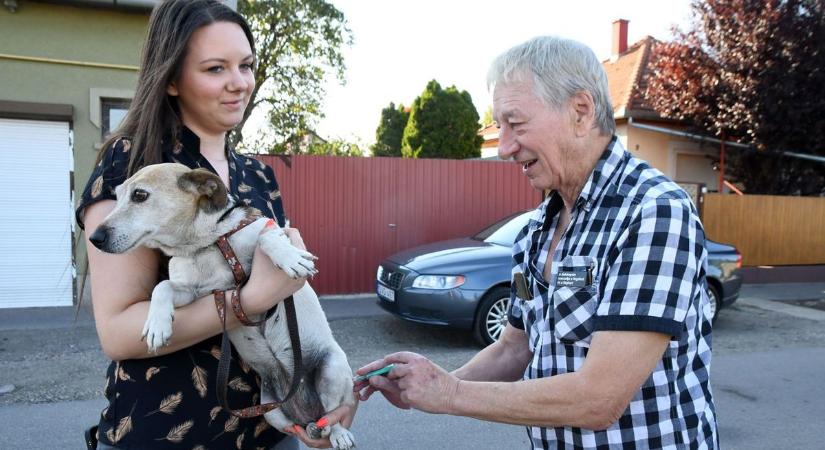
111 0 159 7
18 1 236 11
627 117 825 164
719 134 725 193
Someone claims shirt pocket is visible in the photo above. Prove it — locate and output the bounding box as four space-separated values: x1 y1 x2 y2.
551 255 599 345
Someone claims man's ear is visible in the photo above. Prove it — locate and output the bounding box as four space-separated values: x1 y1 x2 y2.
570 91 596 137
178 168 228 213
167 81 179 97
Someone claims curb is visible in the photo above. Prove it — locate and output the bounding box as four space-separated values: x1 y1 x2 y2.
737 296 825 322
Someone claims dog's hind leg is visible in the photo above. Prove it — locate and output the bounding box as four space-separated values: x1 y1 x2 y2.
261 388 294 434
309 350 356 450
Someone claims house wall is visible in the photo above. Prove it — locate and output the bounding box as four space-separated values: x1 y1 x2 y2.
670 144 719 191
0 3 148 278
625 126 673 175
0 2 146 188
621 124 718 191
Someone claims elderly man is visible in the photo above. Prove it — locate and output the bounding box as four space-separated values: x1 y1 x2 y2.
355 36 718 449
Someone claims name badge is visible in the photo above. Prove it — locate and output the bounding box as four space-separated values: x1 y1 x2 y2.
556 266 591 288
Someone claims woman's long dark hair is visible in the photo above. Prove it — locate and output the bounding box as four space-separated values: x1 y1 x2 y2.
99 0 255 176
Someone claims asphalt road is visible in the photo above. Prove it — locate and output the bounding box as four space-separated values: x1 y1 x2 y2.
1 283 824 449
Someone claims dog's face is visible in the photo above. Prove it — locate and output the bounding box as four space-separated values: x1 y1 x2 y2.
89 163 228 254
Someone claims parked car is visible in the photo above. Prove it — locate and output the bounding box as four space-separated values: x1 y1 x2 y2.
376 210 743 346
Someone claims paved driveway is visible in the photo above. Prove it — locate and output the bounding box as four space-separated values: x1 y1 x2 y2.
1 283 824 449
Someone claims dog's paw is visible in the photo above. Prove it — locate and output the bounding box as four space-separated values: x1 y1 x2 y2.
328 425 356 450
141 307 174 353
274 248 318 279
305 422 329 440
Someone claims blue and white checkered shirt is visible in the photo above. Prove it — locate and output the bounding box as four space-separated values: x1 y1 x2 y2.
508 137 718 449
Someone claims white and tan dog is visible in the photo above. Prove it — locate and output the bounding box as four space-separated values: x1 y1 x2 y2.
88 163 355 449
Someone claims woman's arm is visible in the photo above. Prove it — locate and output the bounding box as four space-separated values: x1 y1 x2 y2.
84 200 305 360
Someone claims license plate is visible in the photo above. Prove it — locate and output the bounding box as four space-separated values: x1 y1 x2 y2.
377 283 395 302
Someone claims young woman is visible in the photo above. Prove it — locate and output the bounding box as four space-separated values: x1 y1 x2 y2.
76 1 354 448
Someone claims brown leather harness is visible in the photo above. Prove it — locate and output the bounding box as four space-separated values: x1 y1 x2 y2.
212 217 304 418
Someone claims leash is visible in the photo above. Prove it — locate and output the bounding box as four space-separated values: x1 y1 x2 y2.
212 217 305 418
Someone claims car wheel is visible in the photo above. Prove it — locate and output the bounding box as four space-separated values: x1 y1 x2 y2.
707 282 721 323
473 286 511 347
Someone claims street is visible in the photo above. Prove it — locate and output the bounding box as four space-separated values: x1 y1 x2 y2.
1 283 824 449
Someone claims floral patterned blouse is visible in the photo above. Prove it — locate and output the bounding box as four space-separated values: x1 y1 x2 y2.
76 126 287 449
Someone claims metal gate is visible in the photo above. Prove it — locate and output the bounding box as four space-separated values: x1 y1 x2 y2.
255 155 541 294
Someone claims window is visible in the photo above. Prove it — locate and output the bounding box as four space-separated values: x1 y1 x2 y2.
101 98 131 139
89 88 133 144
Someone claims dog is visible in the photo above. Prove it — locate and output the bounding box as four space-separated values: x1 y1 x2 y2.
88 163 356 449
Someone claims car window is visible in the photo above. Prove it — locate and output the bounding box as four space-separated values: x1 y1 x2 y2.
474 211 532 246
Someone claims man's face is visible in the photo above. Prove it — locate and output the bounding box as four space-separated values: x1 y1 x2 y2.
493 77 574 192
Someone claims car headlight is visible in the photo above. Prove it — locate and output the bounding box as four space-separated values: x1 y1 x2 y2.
376 265 384 281
411 275 466 290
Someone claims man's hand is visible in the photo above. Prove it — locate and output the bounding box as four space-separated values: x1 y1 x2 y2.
354 352 460 414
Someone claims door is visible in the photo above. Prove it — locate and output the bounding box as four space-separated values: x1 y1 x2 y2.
0 118 74 308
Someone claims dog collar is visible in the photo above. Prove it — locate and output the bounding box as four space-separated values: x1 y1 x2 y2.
216 201 242 223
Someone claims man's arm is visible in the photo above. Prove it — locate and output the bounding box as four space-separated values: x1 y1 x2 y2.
452 324 532 382
378 329 668 430
449 330 669 429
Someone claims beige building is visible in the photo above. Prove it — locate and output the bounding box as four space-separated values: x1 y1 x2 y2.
606 19 720 193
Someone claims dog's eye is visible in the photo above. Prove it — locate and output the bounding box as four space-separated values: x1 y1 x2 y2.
131 189 149 203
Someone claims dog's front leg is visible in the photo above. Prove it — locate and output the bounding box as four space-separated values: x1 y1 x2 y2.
258 227 318 279
141 280 194 353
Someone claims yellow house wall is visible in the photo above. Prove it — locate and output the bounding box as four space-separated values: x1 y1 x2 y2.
625 127 674 176
617 124 718 191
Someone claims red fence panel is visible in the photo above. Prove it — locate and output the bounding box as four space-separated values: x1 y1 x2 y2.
255 155 542 294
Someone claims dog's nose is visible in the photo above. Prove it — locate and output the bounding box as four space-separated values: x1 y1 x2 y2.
88 227 109 250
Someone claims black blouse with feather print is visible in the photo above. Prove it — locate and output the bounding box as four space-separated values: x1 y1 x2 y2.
76 126 288 449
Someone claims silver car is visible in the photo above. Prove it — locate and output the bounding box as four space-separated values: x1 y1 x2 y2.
376 211 743 346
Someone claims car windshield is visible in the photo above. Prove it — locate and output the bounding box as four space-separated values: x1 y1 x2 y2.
473 211 532 246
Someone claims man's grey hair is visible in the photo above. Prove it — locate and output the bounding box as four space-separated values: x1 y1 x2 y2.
488 36 615 136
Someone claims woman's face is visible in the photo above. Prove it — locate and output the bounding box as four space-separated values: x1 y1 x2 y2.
167 21 255 137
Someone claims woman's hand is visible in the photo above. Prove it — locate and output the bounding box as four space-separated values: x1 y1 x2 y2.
241 227 309 315
283 227 307 250
282 395 359 448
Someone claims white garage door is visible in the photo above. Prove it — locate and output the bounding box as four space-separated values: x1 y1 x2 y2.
0 118 73 308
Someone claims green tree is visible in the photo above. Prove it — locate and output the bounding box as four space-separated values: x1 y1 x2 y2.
305 138 364 156
371 102 409 157
401 80 483 159
646 0 825 195
232 0 353 154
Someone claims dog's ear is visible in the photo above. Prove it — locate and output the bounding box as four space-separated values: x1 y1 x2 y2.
178 168 228 213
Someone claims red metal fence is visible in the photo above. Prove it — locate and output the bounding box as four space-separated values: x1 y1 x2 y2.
255 155 542 294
